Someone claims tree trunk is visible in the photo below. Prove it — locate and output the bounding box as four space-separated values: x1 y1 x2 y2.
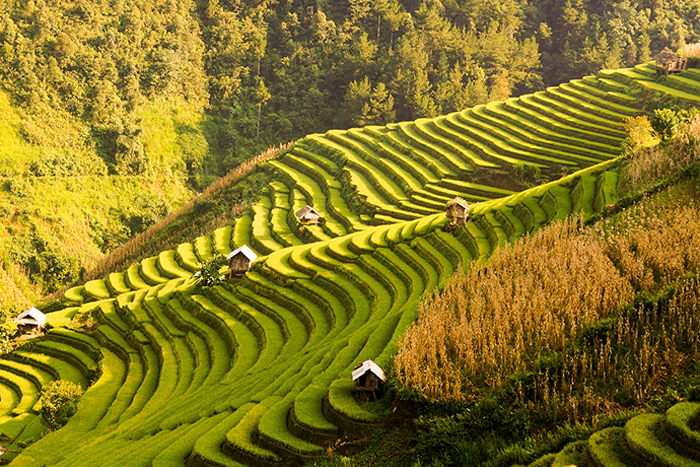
256 102 261 145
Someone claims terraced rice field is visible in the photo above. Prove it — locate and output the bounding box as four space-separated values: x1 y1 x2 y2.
3 64 700 466
516 402 700 467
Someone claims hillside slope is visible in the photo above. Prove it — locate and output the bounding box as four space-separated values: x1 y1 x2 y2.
0 64 697 466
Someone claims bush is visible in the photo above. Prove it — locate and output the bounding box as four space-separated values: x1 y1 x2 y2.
650 108 699 141
192 254 227 288
40 379 83 430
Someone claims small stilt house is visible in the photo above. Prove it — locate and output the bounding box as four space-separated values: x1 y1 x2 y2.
295 205 322 224
14 306 46 338
227 245 258 278
653 50 688 75
445 197 470 226
352 360 385 401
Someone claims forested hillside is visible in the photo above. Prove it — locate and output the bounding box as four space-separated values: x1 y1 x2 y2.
1 0 700 323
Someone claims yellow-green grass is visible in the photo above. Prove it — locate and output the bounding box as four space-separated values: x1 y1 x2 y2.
413 118 500 169
558 81 639 113
483 101 622 152
291 145 340 174
447 111 600 166
0 383 18 419
158 250 192 279
14 349 89 389
436 113 560 168
33 334 99 373
191 410 250 467
625 414 700 466
587 427 636 467
501 98 624 147
308 134 409 208
326 130 423 193
44 306 79 328
139 257 170 286
251 194 283 255
225 399 281 462
326 235 358 262
0 370 43 415
176 243 200 271
527 93 627 135
243 272 331 349
232 214 252 249
269 186 303 248
106 272 131 295
518 94 626 139
93 349 144 431
381 127 458 178
546 86 634 121
287 244 318 277
265 247 310 279
257 395 325 457
469 104 614 161
166 299 230 388
125 264 150 289
151 416 231 467
348 128 440 186
569 77 637 103
194 235 214 262
213 225 234 256
665 403 700 451
85 279 112 300
191 296 260 382
570 173 598 219
269 160 347 237
214 292 287 375
397 121 475 173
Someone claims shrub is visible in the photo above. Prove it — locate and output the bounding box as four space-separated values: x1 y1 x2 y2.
40 379 83 430
650 108 699 141
192 254 228 288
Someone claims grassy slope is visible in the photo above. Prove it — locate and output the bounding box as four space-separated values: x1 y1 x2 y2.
1 63 699 466
0 92 212 315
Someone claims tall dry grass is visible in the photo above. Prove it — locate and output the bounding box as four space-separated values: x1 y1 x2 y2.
396 184 700 421
395 217 634 401
680 42 700 57
620 114 700 195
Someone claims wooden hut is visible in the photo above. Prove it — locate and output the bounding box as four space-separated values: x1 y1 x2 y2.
352 360 385 401
445 197 470 226
14 306 46 338
295 205 322 224
227 245 258 278
653 50 687 75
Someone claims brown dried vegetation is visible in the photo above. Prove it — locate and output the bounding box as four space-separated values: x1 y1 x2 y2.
396 165 700 424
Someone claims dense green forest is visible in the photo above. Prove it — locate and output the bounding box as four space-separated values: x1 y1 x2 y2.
1 0 700 313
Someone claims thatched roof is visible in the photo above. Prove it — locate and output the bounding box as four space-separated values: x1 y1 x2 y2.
15 307 46 327
227 245 258 262
295 205 320 219
352 360 385 382
653 50 683 66
446 196 470 210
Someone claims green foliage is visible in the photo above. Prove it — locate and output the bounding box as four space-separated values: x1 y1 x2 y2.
624 115 658 150
650 108 700 141
0 319 18 354
193 254 228 288
40 380 83 430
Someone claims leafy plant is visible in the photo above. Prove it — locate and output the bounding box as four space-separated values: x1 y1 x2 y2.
40 380 83 430
193 254 228 288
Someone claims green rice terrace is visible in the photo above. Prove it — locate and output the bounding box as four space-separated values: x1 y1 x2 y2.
1 63 700 466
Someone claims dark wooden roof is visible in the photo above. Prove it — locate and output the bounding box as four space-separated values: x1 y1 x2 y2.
653 50 687 73
295 205 320 219
445 197 469 210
